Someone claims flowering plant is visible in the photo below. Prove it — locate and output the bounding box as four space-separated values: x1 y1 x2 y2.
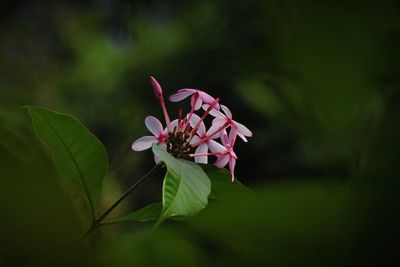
25 76 253 238
132 76 252 181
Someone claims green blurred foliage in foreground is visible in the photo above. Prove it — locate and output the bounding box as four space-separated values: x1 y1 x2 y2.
1 0 399 266
0 124 398 266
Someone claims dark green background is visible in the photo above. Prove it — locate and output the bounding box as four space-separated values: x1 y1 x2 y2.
1 1 399 266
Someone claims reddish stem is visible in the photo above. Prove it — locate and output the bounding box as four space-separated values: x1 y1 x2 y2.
189 150 228 158
183 94 199 131
191 121 230 147
188 97 220 143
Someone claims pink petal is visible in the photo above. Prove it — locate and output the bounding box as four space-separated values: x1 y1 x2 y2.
145 116 164 137
194 144 208 164
206 123 225 139
169 89 196 102
220 130 229 147
198 91 220 110
202 104 225 118
132 136 157 151
234 121 252 137
208 139 226 153
212 118 227 127
229 157 236 181
221 105 232 119
154 143 166 163
198 91 214 103
190 135 201 145
191 94 203 110
189 113 206 136
215 154 229 168
169 119 179 133
237 132 248 142
231 150 238 159
228 128 238 145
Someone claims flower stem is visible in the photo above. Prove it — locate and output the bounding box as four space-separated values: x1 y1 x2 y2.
188 97 220 142
81 163 163 239
192 121 230 147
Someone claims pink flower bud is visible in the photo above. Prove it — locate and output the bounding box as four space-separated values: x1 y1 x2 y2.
149 76 163 100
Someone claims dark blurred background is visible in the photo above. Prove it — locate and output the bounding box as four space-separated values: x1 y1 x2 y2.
1 0 399 266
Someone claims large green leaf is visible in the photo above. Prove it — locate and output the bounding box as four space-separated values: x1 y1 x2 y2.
152 144 211 221
201 164 254 202
103 203 162 225
26 106 108 220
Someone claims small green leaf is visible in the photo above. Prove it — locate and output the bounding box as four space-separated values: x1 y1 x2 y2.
202 164 254 201
152 144 211 221
104 203 162 224
26 106 108 221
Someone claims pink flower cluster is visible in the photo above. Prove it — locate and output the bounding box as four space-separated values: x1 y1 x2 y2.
132 76 252 181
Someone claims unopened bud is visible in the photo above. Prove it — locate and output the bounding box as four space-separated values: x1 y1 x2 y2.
149 76 163 100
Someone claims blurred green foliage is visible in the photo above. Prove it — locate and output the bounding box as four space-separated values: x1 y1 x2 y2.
1 0 399 266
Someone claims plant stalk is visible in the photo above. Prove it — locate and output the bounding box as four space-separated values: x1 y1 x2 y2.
82 163 163 239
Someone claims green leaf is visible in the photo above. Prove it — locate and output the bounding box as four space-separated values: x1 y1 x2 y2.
202 164 254 202
103 203 162 224
26 106 108 220
152 144 211 221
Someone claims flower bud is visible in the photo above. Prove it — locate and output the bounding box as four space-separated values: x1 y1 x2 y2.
149 76 163 100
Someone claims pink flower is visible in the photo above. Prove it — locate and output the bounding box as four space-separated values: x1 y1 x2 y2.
132 116 167 163
189 114 226 164
203 104 252 142
169 89 220 110
131 76 252 182
215 129 238 181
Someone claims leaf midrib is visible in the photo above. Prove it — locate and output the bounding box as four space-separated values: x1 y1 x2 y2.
36 112 96 220
163 161 204 217
163 161 185 217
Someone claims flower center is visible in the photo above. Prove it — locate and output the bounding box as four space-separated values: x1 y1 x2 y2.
166 130 194 159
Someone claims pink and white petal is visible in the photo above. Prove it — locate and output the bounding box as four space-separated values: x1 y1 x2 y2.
190 94 203 110
215 154 229 168
170 119 179 132
230 149 238 159
237 132 248 142
145 116 164 136
158 142 167 150
228 128 239 144
194 143 208 164
198 91 220 108
198 91 214 103
202 104 225 118
208 139 226 153
190 135 202 145
206 123 225 139
220 130 229 147
154 155 161 164
221 105 232 119
211 118 227 127
169 89 196 102
189 113 206 136
229 157 236 181
189 113 200 127
154 143 167 163
194 97 203 110
132 136 157 151
234 121 252 137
